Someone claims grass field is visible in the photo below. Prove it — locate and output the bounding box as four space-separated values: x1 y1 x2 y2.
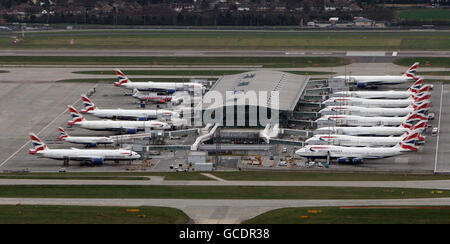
0 172 211 181
243 206 450 224
0 205 189 224
0 185 447 199
397 9 450 21
211 171 450 181
1 30 449 50
394 57 450 68
0 56 348 68
73 70 335 76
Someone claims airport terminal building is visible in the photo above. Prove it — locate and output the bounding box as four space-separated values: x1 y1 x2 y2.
199 70 310 127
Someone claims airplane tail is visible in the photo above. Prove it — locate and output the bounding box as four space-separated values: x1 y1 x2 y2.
406 120 428 131
401 117 426 130
67 106 84 126
412 101 430 114
29 133 47 154
404 62 420 80
80 95 97 113
409 78 424 92
57 127 69 140
415 84 433 94
114 68 130 87
407 111 428 121
411 92 431 103
401 130 421 144
394 136 418 152
405 128 425 141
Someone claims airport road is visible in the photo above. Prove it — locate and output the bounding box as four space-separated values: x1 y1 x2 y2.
0 63 449 83
0 179 450 189
0 197 449 224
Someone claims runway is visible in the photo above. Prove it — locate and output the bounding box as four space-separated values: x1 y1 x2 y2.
1 197 449 224
0 178 450 189
0 50 449 64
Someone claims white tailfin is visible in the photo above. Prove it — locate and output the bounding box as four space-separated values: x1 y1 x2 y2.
57 127 69 140
81 95 97 113
404 62 419 80
29 133 47 154
114 69 131 87
67 106 84 126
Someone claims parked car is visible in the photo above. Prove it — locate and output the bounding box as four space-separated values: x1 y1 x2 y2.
432 127 439 136
278 161 288 166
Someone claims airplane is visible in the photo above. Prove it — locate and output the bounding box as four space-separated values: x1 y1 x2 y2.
332 78 427 99
316 111 428 127
295 137 418 164
132 89 183 104
81 95 180 120
313 120 428 136
322 92 431 108
67 106 172 133
29 133 141 165
114 69 205 94
333 62 420 88
57 127 114 147
306 129 424 147
319 101 430 117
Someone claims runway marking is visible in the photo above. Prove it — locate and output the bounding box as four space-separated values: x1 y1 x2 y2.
0 85 97 169
346 51 386 57
434 84 444 173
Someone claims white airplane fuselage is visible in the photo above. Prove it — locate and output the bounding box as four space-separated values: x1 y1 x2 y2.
306 134 407 147
71 120 171 132
319 106 414 117
295 145 404 160
61 136 114 145
316 115 408 127
323 97 413 108
333 90 413 99
120 81 204 92
314 126 409 136
34 148 140 161
86 109 178 120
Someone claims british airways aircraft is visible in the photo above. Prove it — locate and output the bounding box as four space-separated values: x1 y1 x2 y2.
306 129 423 147
57 127 114 147
114 69 205 94
67 106 171 133
295 138 418 164
80 95 179 120
314 120 428 136
322 92 431 108
334 62 420 88
332 78 429 99
29 133 140 165
316 111 428 127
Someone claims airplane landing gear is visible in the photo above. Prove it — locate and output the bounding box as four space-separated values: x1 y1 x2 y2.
63 157 69 167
